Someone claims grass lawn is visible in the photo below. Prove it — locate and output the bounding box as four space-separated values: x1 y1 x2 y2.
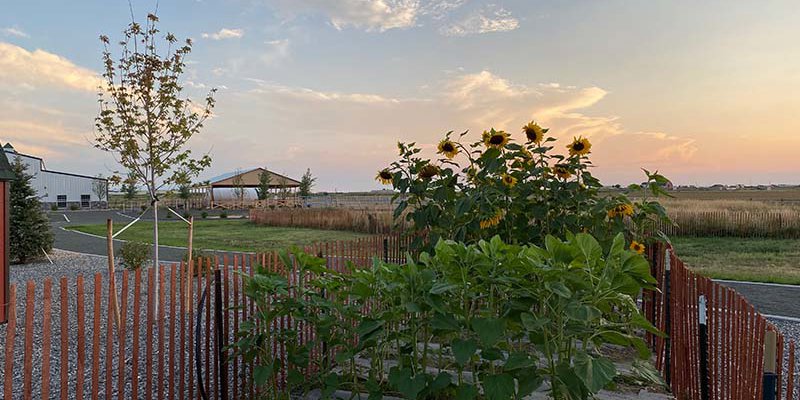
67 220 369 253
671 236 800 285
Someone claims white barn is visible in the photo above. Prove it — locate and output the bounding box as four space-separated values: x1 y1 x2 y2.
4 143 108 209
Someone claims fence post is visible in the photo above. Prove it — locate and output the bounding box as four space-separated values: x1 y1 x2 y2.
699 294 709 400
214 269 228 400
383 238 389 263
763 330 778 400
664 248 672 388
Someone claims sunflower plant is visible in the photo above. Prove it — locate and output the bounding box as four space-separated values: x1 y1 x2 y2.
378 121 672 252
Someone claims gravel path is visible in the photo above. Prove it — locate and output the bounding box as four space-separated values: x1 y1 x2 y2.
769 318 800 399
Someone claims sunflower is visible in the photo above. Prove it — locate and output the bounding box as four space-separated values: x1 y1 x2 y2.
418 164 440 179
607 203 634 218
483 129 510 149
567 136 592 157
437 139 459 159
501 173 518 188
376 169 393 185
522 121 545 144
479 209 505 229
553 164 572 179
630 241 646 255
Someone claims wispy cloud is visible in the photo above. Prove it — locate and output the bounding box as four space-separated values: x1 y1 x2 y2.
271 0 472 32
201 28 244 40
262 39 291 65
2 27 29 38
0 42 102 92
440 5 519 37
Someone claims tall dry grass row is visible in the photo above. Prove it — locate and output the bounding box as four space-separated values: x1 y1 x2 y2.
658 209 800 238
250 208 404 234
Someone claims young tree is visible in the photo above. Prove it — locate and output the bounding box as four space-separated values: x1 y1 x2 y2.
92 174 108 206
298 168 316 197
120 172 138 200
231 169 247 205
95 13 215 312
9 157 53 264
255 168 271 200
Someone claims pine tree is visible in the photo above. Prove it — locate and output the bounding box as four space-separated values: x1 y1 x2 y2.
9 157 53 264
299 168 316 197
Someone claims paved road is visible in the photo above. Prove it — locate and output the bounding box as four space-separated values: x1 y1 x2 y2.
51 209 248 262
716 280 800 319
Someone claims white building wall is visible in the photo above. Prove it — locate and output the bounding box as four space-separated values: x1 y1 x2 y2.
5 150 106 206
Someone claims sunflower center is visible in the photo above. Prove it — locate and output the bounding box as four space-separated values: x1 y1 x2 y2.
380 172 392 179
443 143 454 152
573 142 585 151
489 135 504 145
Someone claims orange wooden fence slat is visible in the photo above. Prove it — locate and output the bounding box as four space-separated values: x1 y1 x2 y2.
146 267 154 400
23 281 35 400
91 274 102 400
76 275 86 400
132 269 142 400
158 266 167 400
41 278 53 400
60 277 69 400
106 272 115 399
169 264 177 400
118 270 129 400
3 284 16 400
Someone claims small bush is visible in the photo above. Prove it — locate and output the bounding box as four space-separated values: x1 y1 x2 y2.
118 241 151 270
166 212 172 218
219 211 228 219
140 204 147 211
69 203 80 211
182 249 213 276
50 204 58 211
201 211 208 219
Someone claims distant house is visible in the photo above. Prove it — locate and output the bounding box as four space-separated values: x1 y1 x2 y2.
3 143 108 209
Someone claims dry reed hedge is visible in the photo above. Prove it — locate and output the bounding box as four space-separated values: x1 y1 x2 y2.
250 208 403 234
659 209 800 238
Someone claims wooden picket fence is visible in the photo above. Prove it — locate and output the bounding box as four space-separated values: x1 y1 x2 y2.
1 234 411 400
2 234 797 399
644 243 797 399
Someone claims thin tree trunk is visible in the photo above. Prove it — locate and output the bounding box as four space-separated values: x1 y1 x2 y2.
153 198 160 318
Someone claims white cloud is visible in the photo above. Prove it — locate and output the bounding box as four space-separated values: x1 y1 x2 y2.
201 28 244 40
2 27 29 38
271 0 472 32
0 42 103 92
262 39 291 65
248 80 402 104
440 5 519 37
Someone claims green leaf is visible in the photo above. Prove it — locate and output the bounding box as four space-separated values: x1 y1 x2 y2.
452 338 478 366
504 352 535 371
515 369 544 396
483 373 515 400
455 385 478 400
566 304 602 321
472 317 505 346
573 352 617 393
430 372 452 392
545 281 572 298
520 312 550 332
253 362 275 386
431 312 460 332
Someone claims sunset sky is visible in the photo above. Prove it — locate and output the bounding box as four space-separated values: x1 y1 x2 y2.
2 0 799 191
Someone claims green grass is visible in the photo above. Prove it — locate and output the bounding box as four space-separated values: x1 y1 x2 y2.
67 220 369 253
671 236 800 285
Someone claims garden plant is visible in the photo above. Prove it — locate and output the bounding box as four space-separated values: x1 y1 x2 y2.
235 122 671 399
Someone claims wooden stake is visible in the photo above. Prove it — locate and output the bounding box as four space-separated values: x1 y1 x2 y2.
106 219 121 328
764 330 777 374
185 216 194 311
